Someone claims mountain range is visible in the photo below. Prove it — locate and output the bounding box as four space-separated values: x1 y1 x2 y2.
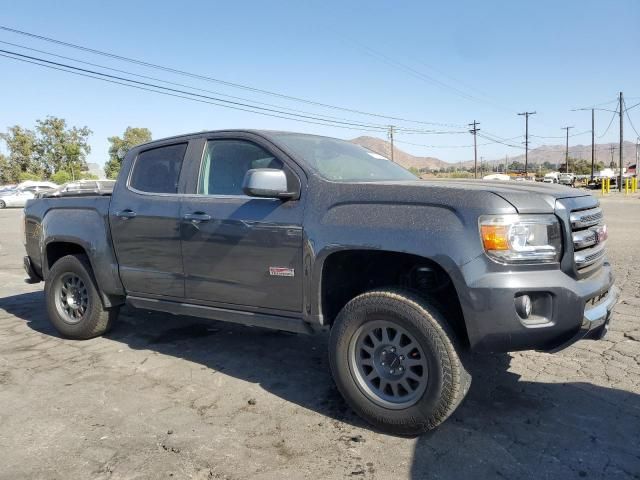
350 136 639 171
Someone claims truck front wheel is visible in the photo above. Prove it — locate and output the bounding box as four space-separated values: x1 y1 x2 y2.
45 254 119 339
329 289 470 435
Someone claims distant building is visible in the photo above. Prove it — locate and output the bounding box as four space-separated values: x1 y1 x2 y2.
86 163 106 179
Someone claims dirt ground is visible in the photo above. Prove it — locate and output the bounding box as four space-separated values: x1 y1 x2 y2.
0 194 639 480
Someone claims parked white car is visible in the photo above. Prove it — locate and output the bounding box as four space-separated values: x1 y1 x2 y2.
0 189 35 208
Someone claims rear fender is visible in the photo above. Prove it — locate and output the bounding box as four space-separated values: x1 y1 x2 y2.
42 208 124 306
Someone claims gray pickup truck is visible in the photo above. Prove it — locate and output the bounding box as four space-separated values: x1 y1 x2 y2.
23 130 617 435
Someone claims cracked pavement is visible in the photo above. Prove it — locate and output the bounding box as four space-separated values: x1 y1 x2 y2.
0 194 639 479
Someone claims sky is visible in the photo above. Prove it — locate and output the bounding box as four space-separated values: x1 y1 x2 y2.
1 0 639 169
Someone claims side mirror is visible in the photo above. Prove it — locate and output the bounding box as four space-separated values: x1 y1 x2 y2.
242 169 294 199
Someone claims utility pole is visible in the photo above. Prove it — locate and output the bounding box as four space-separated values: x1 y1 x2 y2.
619 92 624 191
388 125 395 162
518 111 536 175
591 109 595 181
561 126 574 172
610 145 617 168
468 120 480 178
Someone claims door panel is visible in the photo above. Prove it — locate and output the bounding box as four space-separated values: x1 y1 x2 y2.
181 196 303 311
109 142 187 297
180 137 304 313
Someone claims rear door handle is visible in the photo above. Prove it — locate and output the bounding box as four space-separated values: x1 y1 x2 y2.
116 209 137 219
183 212 212 223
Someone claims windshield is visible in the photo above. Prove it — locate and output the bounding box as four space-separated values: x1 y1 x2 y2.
272 133 417 182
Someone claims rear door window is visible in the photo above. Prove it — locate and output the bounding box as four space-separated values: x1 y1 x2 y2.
130 143 187 194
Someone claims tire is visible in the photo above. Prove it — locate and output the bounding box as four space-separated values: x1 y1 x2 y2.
45 254 119 339
0 200 5 209
329 288 471 436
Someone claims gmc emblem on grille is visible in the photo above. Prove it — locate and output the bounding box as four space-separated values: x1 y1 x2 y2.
592 224 608 244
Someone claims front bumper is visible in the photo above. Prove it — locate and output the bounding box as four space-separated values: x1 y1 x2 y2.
459 257 617 352
548 284 618 352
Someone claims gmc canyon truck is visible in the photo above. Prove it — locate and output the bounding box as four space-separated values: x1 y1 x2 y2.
23 130 618 435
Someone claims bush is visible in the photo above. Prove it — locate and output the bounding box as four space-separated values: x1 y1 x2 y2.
51 171 72 184
18 172 41 182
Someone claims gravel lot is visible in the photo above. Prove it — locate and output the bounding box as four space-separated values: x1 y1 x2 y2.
0 195 639 480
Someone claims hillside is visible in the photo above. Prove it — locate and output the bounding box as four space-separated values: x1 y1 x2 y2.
350 136 639 171
350 136 449 170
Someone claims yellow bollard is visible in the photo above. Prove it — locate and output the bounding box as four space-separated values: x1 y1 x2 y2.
625 178 629 195
635 177 638 193
608 178 612 194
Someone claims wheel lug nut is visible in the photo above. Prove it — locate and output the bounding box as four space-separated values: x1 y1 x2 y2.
381 362 385 366
390 347 396 353
399 355 405 361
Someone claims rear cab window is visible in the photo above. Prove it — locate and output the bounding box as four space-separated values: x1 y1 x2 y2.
129 143 188 194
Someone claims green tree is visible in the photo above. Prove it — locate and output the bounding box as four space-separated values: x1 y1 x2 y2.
0 153 11 183
18 172 41 181
51 170 72 184
0 126 39 182
105 127 152 179
508 161 525 172
35 116 92 179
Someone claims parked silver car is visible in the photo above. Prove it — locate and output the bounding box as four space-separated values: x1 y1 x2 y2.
39 180 115 198
0 189 35 208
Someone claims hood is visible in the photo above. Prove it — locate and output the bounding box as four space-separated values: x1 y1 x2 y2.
361 179 592 214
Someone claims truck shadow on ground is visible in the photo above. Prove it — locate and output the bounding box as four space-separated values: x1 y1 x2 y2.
2 291 639 479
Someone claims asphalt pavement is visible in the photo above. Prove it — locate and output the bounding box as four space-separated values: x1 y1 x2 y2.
0 195 638 479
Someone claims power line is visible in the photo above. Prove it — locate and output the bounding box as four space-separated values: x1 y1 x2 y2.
0 39 425 130
476 132 525 149
394 135 523 149
0 48 465 136
624 98 640 138
598 106 619 138
531 130 590 139
334 32 513 113
0 51 406 133
625 101 640 111
0 24 462 128
0 39 463 135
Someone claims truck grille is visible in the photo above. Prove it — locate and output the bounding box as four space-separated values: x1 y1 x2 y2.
569 206 606 272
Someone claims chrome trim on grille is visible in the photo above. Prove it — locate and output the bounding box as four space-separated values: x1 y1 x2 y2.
572 228 598 249
574 242 606 268
569 207 603 229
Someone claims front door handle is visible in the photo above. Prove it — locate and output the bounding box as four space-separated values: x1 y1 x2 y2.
183 212 212 223
116 209 137 219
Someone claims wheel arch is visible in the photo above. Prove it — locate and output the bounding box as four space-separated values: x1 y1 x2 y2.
44 239 124 308
317 248 469 348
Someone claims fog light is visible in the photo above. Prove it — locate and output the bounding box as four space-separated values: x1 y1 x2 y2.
515 294 532 319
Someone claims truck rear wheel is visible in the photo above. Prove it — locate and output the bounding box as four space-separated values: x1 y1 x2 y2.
45 254 118 339
329 289 470 435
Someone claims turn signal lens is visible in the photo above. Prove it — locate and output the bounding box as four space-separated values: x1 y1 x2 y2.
480 225 510 250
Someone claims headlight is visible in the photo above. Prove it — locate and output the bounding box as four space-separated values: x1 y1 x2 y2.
479 214 562 264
